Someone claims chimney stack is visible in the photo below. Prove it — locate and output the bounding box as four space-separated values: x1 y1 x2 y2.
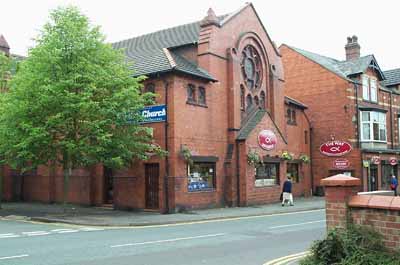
345 35 360 61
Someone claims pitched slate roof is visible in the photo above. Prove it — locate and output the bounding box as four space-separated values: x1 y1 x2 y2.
237 109 266 140
112 16 228 81
382 68 400 87
285 45 385 81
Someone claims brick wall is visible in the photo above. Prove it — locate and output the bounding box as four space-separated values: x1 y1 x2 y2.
322 174 400 251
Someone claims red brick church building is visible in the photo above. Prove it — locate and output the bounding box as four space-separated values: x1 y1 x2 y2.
1 3 312 212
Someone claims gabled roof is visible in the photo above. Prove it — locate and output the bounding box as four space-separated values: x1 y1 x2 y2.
382 68 400 87
283 45 385 81
112 14 230 81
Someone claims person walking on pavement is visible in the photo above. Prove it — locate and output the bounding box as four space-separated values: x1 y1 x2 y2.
390 174 398 196
282 177 294 206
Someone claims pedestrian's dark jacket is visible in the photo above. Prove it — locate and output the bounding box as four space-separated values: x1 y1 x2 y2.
283 180 292 193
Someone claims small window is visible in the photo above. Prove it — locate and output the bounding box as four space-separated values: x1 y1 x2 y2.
287 108 297 125
240 85 245 110
188 162 216 192
254 96 259 106
198 87 206 105
287 163 299 183
255 163 280 187
260 91 266 109
144 83 155 94
187 84 196 103
144 83 156 104
246 94 253 110
370 78 377 102
362 75 370 101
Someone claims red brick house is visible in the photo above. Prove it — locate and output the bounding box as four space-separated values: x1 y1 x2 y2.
280 36 400 194
1 4 311 212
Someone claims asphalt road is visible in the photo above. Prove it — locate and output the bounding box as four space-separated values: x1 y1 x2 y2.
0 209 326 265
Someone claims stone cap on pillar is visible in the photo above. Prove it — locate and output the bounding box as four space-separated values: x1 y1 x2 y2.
321 174 361 187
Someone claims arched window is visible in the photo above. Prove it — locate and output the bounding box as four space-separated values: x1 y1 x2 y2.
240 85 245 110
254 96 259 106
144 83 155 94
144 83 156 104
187 84 196 102
198 87 206 105
260 91 266 109
246 94 253 110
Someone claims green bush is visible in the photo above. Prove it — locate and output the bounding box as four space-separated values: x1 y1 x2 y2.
300 225 400 265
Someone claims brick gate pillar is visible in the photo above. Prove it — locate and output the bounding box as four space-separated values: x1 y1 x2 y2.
321 174 361 229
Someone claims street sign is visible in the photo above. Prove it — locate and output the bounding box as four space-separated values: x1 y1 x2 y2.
371 156 380 165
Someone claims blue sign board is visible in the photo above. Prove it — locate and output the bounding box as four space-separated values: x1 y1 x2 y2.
141 105 167 123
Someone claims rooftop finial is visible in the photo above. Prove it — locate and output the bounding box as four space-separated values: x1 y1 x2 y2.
200 8 220 27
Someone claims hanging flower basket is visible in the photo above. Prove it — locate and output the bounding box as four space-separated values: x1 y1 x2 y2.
247 150 262 167
180 145 194 166
299 154 310 164
281 151 293 161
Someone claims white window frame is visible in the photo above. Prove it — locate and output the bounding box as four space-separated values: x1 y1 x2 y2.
360 111 387 142
362 75 370 101
370 78 378 102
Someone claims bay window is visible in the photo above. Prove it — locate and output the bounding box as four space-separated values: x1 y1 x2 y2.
361 111 387 142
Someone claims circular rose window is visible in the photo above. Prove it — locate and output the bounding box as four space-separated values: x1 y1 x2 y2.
241 45 262 90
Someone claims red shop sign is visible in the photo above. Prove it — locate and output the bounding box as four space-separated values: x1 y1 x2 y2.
333 159 350 169
258 130 277 151
320 141 352 156
371 156 380 165
389 157 398 166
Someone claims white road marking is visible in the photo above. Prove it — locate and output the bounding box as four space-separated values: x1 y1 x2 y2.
0 227 103 240
0 254 29 260
22 231 52 236
269 220 326 229
22 231 47 234
0 234 20 238
79 227 104 232
51 229 75 232
57 230 79 233
110 233 226 248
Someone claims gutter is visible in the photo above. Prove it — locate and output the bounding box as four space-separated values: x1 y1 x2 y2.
303 111 314 195
163 79 170 214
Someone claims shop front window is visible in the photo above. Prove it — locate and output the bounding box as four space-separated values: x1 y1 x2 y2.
287 163 299 183
255 163 279 187
188 162 216 192
382 164 397 190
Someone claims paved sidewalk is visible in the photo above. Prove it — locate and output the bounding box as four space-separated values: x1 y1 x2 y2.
0 197 325 227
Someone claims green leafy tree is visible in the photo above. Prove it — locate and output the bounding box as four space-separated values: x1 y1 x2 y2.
0 52 12 208
0 6 165 208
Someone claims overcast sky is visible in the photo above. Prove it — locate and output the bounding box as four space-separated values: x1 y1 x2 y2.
1 0 399 70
